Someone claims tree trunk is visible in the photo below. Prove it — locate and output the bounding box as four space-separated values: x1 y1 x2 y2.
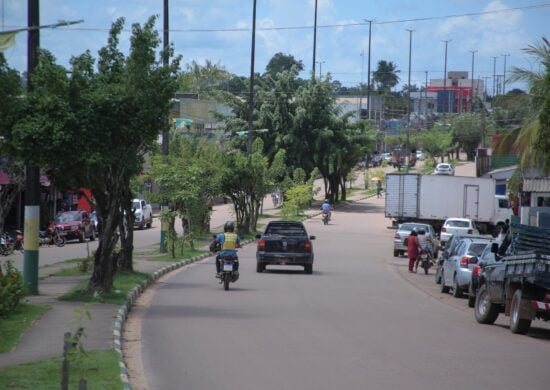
118 197 134 273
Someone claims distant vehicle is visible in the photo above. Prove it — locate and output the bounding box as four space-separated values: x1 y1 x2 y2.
385 174 512 235
255 221 315 274
440 236 494 298
371 154 385 167
416 150 426 161
90 211 98 233
440 218 480 247
434 163 455 176
393 222 439 258
382 152 392 162
133 199 153 229
53 210 95 242
391 148 416 168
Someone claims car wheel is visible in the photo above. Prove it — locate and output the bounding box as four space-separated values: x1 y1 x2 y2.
468 295 476 308
474 284 499 324
89 229 95 241
509 289 531 334
393 250 399 257
79 231 85 243
304 264 313 274
256 263 265 273
452 274 463 298
440 271 450 293
146 217 152 229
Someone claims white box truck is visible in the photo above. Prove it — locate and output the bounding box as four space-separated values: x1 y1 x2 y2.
385 173 512 234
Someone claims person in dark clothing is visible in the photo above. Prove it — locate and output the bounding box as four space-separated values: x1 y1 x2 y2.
407 230 420 273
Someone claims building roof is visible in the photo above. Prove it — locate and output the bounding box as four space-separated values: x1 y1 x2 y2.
524 178 550 192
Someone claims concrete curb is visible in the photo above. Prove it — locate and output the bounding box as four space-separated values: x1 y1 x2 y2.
113 238 257 389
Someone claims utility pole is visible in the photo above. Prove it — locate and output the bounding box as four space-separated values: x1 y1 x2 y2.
359 50 364 119
247 0 257 155
316 60 325 79
24 0 40 295
160 0 170 253
442 40 451 113
470 50 477 113
502 53 510 95
312 0 318 79
425 70 428 117
406 29 413 169
365 19 373 120
492 56 497 97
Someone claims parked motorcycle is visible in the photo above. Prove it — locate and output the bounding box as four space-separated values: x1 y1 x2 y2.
39 224 66 247
419 250 434 275
210 235 240 290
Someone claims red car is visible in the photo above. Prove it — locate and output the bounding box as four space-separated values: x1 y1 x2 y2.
53 210 95 242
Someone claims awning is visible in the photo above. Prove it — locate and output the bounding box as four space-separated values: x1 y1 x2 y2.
523 179 550 192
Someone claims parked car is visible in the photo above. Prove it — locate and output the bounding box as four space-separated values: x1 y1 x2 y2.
434 233 489 284
467 242 496 307
393 222 439 258
440 217 480 247
416 150 426 161
382 152 392 162
52 210 95 242
133 198 153 229
371 154 384 167
434 163 455 176
255 221 315 274
440 236 494 298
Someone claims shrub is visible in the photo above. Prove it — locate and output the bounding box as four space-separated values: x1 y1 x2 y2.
281 184 313 217
0 261 26 316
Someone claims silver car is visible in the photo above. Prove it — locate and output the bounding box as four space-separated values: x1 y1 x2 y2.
393 222 439 258
434 163 455 176
440 237 494 298
440 217 480 247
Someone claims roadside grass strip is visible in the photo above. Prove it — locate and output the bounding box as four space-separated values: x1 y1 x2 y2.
0 304 51 353
0 349 122 389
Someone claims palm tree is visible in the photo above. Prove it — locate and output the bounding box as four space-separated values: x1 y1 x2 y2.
372 60 400 93
496 37 550 171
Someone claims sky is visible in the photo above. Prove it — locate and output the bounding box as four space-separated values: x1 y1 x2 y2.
1 0 549 93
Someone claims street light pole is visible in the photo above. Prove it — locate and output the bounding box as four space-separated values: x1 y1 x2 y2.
316 60 325 79
247 0 257 155
312 0 318 79
365 19 373 120
359 51 364 119
492 56 497 97
502 53 510 95
470 50 477 113
406 29 414 168
442 39 451 113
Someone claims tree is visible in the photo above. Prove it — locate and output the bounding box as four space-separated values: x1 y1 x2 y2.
264 52 303 78
372 60 400 92
448 114 484 160
414 127 454 162
0 54 25 236
12 17 180 293
178 60 231 97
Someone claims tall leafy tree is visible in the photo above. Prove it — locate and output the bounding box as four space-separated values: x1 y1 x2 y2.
264 52 304 78
12 17 180 293
372 60 400 92
448 114 484 160
178 60 231 96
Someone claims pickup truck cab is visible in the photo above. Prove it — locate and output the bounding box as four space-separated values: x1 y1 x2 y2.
255 221 315 274
133 198 153 229
474 224 550 334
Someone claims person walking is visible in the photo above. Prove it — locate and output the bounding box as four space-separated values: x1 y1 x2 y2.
407 230 420 273
376 180 382 198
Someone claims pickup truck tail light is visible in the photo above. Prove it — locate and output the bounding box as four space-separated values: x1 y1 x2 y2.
304 240 312 252
460 256 470 268
257 239 265 251
472 265 481 278
441 227 447 233
467 229 473 234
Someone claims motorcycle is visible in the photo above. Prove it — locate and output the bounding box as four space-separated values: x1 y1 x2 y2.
39 224 66 247
322 211 330 225
419 249 434 275
210 235 240 291
0 233 14 256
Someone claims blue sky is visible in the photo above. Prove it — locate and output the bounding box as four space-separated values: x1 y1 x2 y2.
2 0 549 92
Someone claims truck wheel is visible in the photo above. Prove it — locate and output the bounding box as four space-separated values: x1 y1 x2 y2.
256 263 265 273
468 295 476 308
509 289 531 334
475 284 499 324
452 274 463 298
393 250 399 257
440 271 450 293
304 264 313 274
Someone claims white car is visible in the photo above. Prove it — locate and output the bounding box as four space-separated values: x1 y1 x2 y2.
416 150 426 161
434 163 455 176
440 217 480 247
133 198 153 229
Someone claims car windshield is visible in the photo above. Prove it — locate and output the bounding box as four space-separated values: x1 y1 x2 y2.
54 213 80 223
438 164 450 169
446 220 470 228
400 224 428 232
467 243 489 256
133 201 140 209
266 224 306 236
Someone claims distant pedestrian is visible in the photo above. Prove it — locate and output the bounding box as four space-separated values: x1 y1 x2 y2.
376 180 382 198
271 193 277 207
407 230 420 273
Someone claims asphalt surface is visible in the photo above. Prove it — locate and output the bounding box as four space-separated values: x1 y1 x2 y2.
137 196 550 390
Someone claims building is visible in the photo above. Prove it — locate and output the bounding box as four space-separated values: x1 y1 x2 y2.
427 71 484 113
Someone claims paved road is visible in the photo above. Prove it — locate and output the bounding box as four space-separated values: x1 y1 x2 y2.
136 196 550 390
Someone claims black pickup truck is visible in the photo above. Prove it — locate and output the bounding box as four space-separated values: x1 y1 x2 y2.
474 223 550 334
255 221 315 274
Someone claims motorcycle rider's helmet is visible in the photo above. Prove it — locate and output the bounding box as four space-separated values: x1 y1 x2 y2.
224 221 235 232
324 199 329 203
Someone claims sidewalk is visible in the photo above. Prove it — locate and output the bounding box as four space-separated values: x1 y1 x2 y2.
0 174 374 372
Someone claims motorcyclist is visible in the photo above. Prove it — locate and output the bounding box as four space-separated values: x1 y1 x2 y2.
320 199 332 221
415 229 433 271
214 221 240 276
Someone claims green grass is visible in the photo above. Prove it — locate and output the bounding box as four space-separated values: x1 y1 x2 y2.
49 267 91 277
155 248 208 262
0 304 51 353
0 349 123 389
59 271 150 304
